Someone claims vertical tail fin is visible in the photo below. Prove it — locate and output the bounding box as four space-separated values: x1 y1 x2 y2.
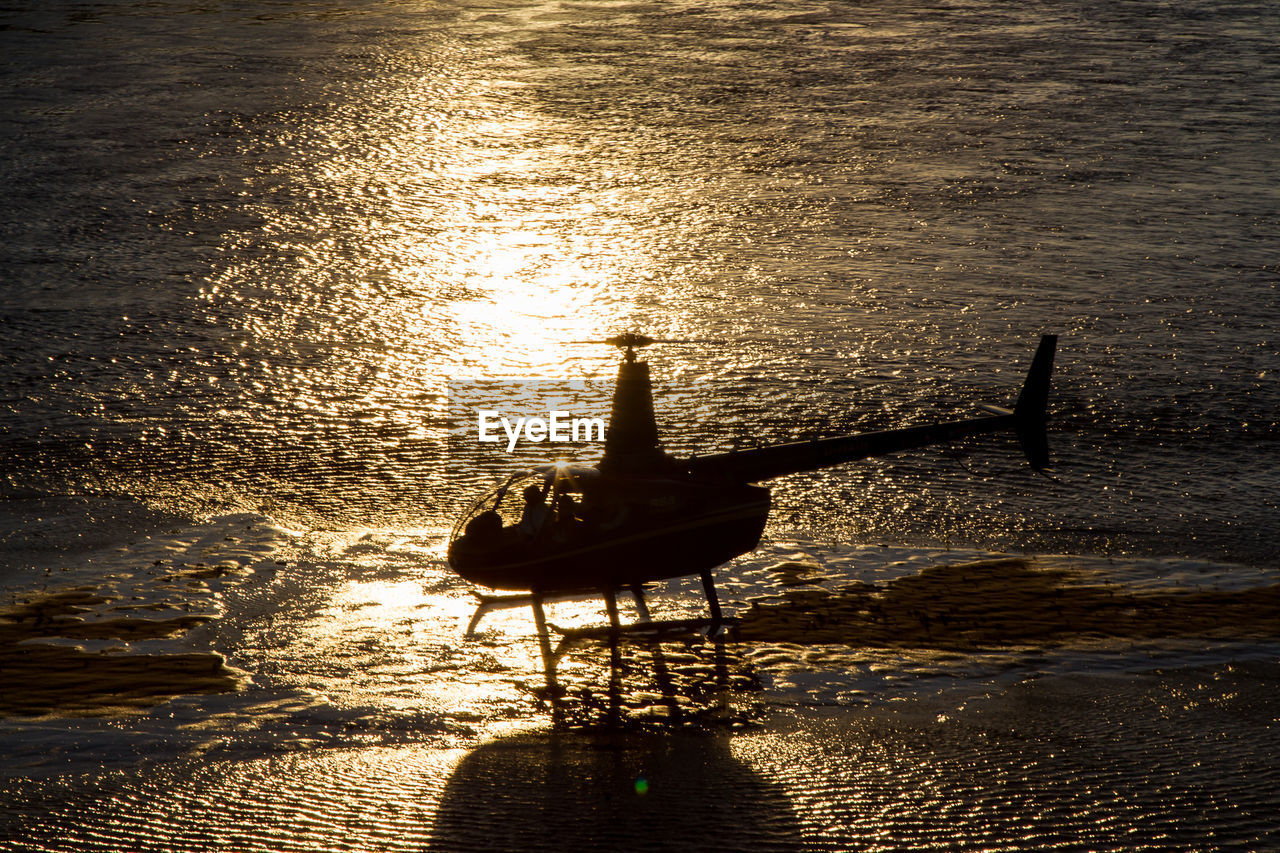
1014 334 1057 470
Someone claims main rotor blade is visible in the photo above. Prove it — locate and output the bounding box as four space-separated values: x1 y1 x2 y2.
569 337 716 345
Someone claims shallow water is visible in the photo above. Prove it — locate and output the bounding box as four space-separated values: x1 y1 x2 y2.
3 0 1277 560
2 0 1278 848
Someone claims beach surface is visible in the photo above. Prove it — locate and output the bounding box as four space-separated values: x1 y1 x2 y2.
3 521 1278 851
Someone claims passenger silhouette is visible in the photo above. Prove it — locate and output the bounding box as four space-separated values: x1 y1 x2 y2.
553 491 578 538
518 484 548 536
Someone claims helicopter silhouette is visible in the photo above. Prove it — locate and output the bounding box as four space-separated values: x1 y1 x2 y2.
448 333 1057 680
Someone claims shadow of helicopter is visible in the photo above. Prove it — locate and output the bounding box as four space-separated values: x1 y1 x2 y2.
425 726 804 853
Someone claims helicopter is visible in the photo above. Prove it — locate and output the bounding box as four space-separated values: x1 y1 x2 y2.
448 333 1057 675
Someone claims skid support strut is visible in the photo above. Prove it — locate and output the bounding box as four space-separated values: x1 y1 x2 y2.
700 570 724 630
630 584 651 622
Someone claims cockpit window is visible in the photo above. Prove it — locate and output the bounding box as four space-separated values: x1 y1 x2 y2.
448 466 597 547
451 472 543 540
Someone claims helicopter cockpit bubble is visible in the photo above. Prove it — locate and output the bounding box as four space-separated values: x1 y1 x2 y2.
449 465 601 547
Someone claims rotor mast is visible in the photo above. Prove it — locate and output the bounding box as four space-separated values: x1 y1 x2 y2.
599 333 666 474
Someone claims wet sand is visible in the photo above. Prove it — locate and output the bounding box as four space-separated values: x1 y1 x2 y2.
2 660 1277 852
0 577 239 718
2 549 1277 850
736 557 1280 648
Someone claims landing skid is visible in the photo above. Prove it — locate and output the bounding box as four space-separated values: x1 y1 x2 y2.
464 570 730 692
552 616 737 646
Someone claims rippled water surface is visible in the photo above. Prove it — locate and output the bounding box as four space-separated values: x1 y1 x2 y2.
2 0 1278 849
3 0 1276 557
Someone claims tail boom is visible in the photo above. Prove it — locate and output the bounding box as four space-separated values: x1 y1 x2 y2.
684 334 1057 484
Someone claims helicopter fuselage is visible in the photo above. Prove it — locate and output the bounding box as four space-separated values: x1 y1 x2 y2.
448 471 770 593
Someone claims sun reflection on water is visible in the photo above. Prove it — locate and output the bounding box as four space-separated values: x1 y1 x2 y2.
393 90 659 378
204 62 668 454
285 566 542 721
440 227 627 378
